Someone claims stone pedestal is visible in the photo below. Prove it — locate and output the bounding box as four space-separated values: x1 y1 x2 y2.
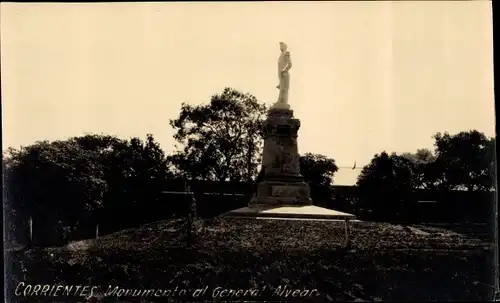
222 104 356 228
250 107 312 206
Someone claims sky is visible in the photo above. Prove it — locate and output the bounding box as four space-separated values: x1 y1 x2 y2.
1 1 495 185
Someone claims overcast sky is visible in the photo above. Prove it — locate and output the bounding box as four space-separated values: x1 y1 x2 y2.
1 1 494 185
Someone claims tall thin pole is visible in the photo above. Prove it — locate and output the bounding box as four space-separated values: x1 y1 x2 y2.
29 216 33 245
247 138 253 197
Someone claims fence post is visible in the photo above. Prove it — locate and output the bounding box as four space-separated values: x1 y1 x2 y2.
95 224 99 239
344 218 351 249
29 216 33 246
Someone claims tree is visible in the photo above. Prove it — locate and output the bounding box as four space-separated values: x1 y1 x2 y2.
4 139 107 245
432 130 495 191
3 133 172 245
96 134 172 229
400 148 436 165
168 87 267 182
299 153 339 202
62 133 171 223
400 148 437 190
356 152 416 220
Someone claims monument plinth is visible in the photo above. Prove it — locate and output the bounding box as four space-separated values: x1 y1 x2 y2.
251 107 312 205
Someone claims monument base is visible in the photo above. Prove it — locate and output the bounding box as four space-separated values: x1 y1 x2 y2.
251 180 313 205
221 203 357 248
222 204 356 220
253 105 314 206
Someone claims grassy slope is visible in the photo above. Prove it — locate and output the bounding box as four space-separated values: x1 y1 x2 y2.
7 218 496 302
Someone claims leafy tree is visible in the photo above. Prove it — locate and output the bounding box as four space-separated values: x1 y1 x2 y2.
3 133 172 245
64 133 170 223
95 134 172 229
168 87 267 182
299 153 339 202
356 152 416 220
432 130 495 191
400 148 437 190
356 130 495 221
400 148 436 165
4 139 107 245
72 133 123 154
300 153 339 186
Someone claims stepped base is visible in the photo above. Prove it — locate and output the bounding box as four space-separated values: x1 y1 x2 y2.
222 204 356 220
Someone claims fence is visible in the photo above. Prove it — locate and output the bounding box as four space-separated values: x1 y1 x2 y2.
5 180 496 247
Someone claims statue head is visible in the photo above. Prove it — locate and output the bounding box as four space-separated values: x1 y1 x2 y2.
279 42 287 52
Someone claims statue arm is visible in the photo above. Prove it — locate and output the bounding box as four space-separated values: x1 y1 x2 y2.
282 52 292 72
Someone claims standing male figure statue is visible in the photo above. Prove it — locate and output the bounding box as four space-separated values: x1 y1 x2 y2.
275 42 292 107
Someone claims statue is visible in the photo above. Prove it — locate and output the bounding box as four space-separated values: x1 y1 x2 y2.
275 42 292 107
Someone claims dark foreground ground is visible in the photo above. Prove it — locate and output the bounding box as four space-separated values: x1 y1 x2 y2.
5 218 497 302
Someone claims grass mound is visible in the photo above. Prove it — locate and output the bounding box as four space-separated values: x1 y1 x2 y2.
6 218 496 302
